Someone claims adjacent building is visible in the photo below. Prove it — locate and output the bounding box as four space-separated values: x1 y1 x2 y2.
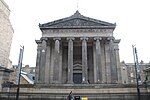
0 0 13 69
0 0 13 91
121 61 150 84
9 65 35 84
143 66 150 85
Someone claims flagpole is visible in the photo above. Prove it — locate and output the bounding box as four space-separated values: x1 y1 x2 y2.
132 45 141 100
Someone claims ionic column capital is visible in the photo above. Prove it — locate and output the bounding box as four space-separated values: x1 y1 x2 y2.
80 37 89 41
94 37 102 41
53 38 61 41
41 37 48 41
41 38 47 52
67 37 75 41
107 37 115 41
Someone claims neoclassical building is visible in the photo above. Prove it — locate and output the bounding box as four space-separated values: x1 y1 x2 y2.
35 11 121 84
1 11 149 100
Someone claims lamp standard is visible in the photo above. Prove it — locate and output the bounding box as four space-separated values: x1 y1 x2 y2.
16 46 24 100
132 45 141 100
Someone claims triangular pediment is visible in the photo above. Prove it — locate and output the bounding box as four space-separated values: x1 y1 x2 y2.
39 11 116 29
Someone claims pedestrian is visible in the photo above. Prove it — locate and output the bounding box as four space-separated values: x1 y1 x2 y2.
67 91 74 100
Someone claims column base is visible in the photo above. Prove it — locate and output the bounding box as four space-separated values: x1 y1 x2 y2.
95 81 102 84
67 81 74 84
111 80 118 84
82 81 89 84
52 81 61 84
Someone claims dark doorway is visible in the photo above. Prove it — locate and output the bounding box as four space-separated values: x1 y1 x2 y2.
73 73 82 84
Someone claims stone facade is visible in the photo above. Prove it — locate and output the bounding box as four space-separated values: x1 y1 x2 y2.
143 67 150 85
8 68 29 85
0 0 13 68
0 66 13 91
0 85 149 100
22 65 35 74
120 61 150 84
9 61 150 85
35 11 121 85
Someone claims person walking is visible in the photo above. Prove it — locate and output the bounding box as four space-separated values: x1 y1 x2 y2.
68 91 74 100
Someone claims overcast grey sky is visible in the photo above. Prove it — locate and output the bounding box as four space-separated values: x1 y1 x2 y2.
5 0 150 67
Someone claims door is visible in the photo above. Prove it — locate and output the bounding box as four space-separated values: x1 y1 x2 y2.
73 73 82 84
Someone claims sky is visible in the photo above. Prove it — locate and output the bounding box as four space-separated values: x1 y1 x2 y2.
4 0 150 67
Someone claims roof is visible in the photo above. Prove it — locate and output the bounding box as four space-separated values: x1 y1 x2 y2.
39 10 116 29
21 71 34 84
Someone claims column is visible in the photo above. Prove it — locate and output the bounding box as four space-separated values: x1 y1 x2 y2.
35 40 42 84
53 38 61 83
81 37 89 84
67 38 74 84
50 42 54 83
101 40 107 83
44 40 51 84
114 40 122 83
40 37 47 83
94 37 102 83
105 38 111 83
58 41 62 83
109 37 118 83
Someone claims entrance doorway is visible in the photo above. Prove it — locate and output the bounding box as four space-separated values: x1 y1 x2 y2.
73 73 82 84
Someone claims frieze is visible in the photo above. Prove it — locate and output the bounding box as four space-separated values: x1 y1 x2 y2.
43 29 113 34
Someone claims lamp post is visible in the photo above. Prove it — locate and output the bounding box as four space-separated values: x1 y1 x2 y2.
16 46 24 100
132 45 141 100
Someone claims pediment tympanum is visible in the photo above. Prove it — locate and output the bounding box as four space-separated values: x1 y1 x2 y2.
39 11 116 29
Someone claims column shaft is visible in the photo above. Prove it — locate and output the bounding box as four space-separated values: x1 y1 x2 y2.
35 41 41 84
105 39 111 83
109 37 118 83
50 43 54 83
44 41 50 84
94 37 102 83
53 38 61 83
40 38 47 83
67 38 74 84
81 37 88 84
58 42 62 83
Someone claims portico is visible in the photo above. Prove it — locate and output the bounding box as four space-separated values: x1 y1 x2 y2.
35 11 121 84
